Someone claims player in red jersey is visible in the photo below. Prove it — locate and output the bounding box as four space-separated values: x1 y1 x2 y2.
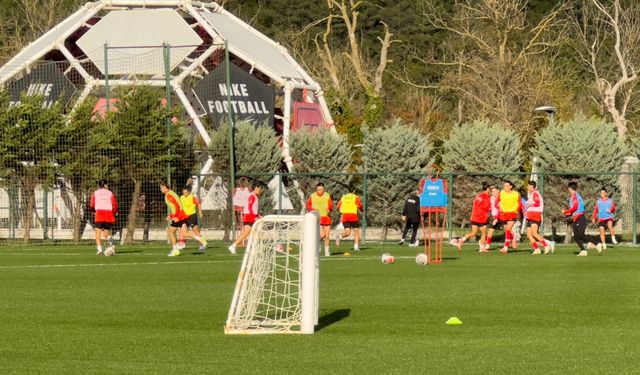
90 180 118 255
454 182 491 252
524 181 554 255
484 185 501 250
228 181 264 254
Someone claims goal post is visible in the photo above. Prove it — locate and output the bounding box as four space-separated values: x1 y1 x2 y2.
224 212 320 335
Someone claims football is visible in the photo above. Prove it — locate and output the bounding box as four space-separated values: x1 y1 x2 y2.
381 253 395 264
415 253 428 265
104 246 116 257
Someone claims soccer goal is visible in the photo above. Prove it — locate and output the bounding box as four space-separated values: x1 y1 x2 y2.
224 212 320 335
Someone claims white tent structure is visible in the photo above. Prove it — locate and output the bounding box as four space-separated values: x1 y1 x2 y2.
0 0 335 178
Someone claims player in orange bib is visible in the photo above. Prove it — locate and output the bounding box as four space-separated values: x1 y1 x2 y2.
306 182 333 256
161 182 189 257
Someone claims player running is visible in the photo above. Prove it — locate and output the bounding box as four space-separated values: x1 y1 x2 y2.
484 185 501 251
496 180 521 254
455 182 491 252
160 182 189 257
180 186 208 252
228 181 264 255
307 182 333 256
335 185 363 251
524 181 554 255
563 181 599 257
90 180 118 255
592 187 617 250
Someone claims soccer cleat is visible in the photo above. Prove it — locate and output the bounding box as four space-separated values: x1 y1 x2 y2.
228 245 237 255
612 237 618 245
587 242 596 250
483 243 491 251
577 250 588 257
449 238 458 246
324 249 331 257
354 246 361 252
479 248 490 253
603 243 607 250
500 246 508 254
96 249 103 256
456 239 463 251
544 246 551 255
532 248 541 255
177 241 186 250
596 243 603 254
167 249 182 257
398 239 405 245
198 245 207 253
549 241 555 253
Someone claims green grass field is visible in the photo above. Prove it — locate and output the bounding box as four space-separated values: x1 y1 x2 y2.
1 241 639 374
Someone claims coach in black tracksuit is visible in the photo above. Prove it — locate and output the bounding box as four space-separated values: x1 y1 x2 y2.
400 190 421 245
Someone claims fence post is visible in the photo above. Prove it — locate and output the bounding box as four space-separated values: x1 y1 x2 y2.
43 188 48 240
362 172 368 243
448 173 453 240
539 173 545 233
225 41 237 239
104 43 110 112
9 182 15 240
633 172 637 246
163 43 172 186
278 173 283 214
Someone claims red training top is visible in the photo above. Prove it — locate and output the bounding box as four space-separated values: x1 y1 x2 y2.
90 188 118 223
470 191 491 223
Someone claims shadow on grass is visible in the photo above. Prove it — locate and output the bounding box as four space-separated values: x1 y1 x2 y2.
316 309 351 332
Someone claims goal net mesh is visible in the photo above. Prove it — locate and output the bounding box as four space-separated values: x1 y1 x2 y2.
225 215 315 334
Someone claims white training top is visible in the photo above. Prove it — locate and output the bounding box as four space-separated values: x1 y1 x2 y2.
233 187 251 208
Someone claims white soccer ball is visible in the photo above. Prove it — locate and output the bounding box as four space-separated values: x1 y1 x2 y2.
415 253 428 265
104 246 116 257
381 253 395 264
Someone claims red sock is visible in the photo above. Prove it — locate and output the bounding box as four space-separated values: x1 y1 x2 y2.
486 237 492 245
504 231 512 247
541 239 548 246
532 242 539 249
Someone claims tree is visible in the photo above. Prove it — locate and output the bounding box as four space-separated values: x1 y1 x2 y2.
442 120 523 225
360 119 434 239
57 98 117 242
418 0 569 143
532 116 627 239
572 0 640 140
0 94 64 242
289 128 353 217
108 86 185 243
209 121 282 215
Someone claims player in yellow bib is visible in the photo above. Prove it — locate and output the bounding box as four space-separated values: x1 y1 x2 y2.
180 186 207 252
306 182 333 256
496 180 522 254
336 185 363 251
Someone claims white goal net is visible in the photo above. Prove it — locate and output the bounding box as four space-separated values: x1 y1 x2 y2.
224 213 320 334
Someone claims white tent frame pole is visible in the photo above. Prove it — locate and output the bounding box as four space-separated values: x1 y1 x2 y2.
282 81 294 170
58 45 94 84
174 86 211 146
174 44 221 83
0 2 103 86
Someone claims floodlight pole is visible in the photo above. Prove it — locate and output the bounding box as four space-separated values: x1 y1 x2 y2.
164 43 172 186
225 41 237 239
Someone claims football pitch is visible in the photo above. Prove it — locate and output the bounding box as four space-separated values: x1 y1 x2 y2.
1 242 639 374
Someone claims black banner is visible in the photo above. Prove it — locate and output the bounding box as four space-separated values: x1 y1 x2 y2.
8 64 76 109
192 63 275 127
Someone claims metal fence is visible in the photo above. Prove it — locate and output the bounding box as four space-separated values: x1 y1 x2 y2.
3 170 638 245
